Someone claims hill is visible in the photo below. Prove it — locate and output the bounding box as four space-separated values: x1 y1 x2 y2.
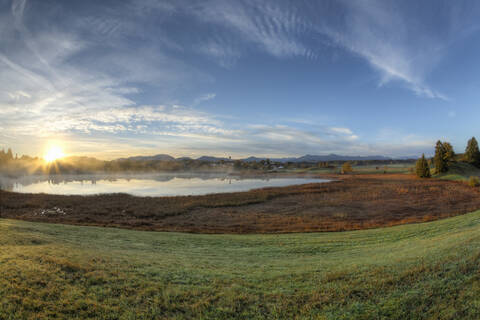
435 162 480 181
118 154 176 161
2 211 480 318
116 153 405 163
296 153 392 162
242 154 397 162
196 156 230 162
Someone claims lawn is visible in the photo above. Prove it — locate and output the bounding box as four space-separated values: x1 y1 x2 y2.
1 211 480 319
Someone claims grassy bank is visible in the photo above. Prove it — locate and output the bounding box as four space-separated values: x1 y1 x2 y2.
2 211 480 319
435 162 480 181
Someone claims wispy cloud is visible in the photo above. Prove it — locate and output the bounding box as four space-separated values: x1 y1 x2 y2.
0 0 211 139
188 0 478 100
192 0 316 61
193 93 216 106
315 1 449 100
1 0 475 159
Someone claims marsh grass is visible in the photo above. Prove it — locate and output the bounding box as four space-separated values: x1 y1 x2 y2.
1 211 480 319
3 175 480 234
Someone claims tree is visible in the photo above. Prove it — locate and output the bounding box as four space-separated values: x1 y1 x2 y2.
443 142 455 164
341 162 353 174
465 137 480 166
434 140 447 173
416 154 431 178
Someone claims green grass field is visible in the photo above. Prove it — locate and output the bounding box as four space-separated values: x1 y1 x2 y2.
2 210 480 319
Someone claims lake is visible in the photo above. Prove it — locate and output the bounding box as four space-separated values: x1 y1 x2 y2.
0 173 329 197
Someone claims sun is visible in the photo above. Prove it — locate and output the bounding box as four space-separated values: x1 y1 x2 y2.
44 146 65 163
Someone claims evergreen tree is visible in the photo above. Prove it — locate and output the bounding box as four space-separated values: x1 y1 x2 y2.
442 142 455 164
434 140 447 173
465 137 480 165
416 154 431 178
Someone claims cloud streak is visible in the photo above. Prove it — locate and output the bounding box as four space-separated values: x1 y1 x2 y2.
192 0 316 60
314 0 449 100
186 0 474 99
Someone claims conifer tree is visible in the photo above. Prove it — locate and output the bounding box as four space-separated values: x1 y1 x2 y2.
416 154 431 178
434 140 447 173
442 142 455 164
465 137 480 166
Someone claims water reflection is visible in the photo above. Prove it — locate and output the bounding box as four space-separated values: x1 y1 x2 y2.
0 173 329 197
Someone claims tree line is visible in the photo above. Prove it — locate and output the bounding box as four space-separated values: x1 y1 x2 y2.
416 137 480 178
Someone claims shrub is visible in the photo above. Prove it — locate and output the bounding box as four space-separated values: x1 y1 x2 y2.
468 176 480 187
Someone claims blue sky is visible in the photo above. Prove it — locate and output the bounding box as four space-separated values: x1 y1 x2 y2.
1 0 480 159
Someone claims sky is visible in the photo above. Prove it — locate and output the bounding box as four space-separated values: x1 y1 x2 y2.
1 0 480 159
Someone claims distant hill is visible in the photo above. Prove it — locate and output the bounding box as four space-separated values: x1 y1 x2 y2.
196 156 231 162
296 154 392 162
118 154 176 162
242 154 394 163
114 153 412 163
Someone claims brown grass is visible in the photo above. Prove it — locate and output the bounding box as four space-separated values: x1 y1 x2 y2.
2 174 480 233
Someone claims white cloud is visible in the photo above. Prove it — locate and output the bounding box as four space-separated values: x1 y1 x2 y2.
189 0 459 99
313 1 450 100
192 1 316 62
199 40 242 68
0 0 213 138
330 127 353 135
193 93 216 106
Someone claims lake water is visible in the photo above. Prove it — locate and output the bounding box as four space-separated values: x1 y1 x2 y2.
0 173 329 197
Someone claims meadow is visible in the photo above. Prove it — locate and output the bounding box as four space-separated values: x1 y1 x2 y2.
1 210 480 319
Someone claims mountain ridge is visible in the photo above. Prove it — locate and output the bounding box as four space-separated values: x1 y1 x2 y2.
118 153 416 162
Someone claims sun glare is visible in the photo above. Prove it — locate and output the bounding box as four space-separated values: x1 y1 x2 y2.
44 146 65 163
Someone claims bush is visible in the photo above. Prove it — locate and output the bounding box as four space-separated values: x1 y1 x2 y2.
468 176 480 187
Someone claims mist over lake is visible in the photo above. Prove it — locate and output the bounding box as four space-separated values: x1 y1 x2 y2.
0 173 329 197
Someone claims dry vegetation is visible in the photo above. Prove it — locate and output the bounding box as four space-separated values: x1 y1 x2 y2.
2 174 480 233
